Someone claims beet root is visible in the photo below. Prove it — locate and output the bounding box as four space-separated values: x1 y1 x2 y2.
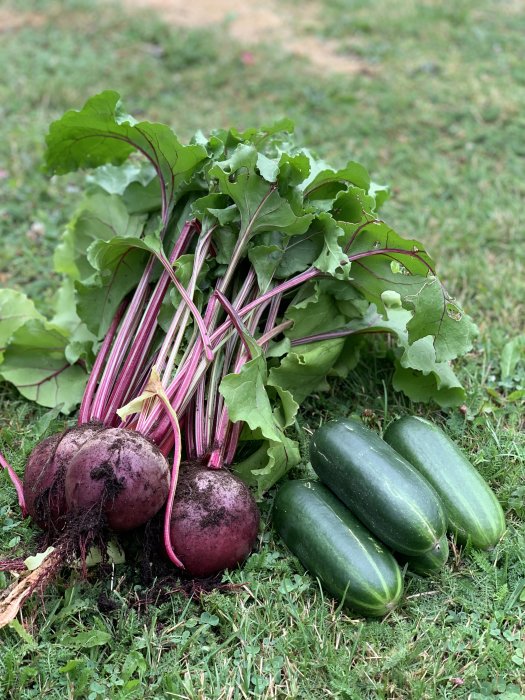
64 428 170 532
169 464 260 578
23 433 62 529
23 423 104 531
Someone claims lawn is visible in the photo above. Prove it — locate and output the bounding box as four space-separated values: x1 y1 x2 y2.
0 0 524 698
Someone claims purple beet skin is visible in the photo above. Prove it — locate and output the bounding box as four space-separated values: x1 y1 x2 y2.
169 464 260 577
64 427 170 531
23 423 105 530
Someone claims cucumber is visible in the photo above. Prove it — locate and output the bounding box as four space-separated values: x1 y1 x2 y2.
310 418 446 555
273 480 403 617
383 416 506 549
398 534 449 576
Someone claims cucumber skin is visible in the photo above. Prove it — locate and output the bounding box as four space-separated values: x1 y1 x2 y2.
310 419 446 555
273 480 403 617
383 416 506 549
398 534 449 576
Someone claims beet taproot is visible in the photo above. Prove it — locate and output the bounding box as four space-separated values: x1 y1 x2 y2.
23 433 62 529
64 428 170 531
169 464 260 578
23 423 105 531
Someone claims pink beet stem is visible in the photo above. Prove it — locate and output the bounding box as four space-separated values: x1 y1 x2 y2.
0 452 27 517
156 398 185 569
78 297 128 425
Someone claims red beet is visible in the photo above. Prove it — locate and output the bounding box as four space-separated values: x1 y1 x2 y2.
64 428 170 531
169 464 260 578
23 423 105 531
23 433 62 529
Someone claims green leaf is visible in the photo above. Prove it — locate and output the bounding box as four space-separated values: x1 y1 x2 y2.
278 152 311 189
62 630 113 648
59 659 83 675
329 336 363 378
266 336 291 359
192 193 239 228
351 261 429 317
331 187 376 223
51 279 96 365
405 277 478 361
0 290 44 362
362 300 467 407
368 181 390 210
33 405 65 440
233 437 300 498
209 225 238 265
213 117 295 154
393 358 465 407
0 320 87 413
51 279 83 333
75 237 149 337
45 90 207 219
86 234 158 269
360 297 412 341
271 385 299 429
248 244 284 292
24 547 56 571
122 178 163 215
86 161 156 195
339 218 478 363
274 231 323 279
8 619 36 647
0 288 92 412
220 354 300 494
500 335 525 379
274 285 468 409
285 281 346 341
311 213 350 279
256 152 280 182
302 157 370 199
344 218 433 281
210 144 313 238
220 356 282 444
400 335 440 373
268 340 345 404
54 192 146 280
199 612 220 626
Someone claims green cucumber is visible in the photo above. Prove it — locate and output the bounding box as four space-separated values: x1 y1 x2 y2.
398 534 449 576
310 418 446 555
383 416 506 549
273 480 403 617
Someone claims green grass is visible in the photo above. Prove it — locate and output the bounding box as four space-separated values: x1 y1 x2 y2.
1 0 524 697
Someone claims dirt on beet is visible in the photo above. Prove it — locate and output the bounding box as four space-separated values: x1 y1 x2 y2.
173 462 239 529
29 423 107 538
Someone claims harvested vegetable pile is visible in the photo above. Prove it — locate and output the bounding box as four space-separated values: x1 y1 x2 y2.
274 416 506 617
0 91 478 624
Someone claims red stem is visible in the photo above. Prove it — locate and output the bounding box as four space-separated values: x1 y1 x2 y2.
0 452 27 517
89 256 156 421
159 404 184 569
347 246 435 275
78 298 128 424
213 290 254 359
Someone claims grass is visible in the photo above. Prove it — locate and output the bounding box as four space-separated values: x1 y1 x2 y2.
1 0 524 697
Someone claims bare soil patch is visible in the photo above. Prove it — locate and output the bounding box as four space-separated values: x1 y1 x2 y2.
0 9 46 32
121 0 372 75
